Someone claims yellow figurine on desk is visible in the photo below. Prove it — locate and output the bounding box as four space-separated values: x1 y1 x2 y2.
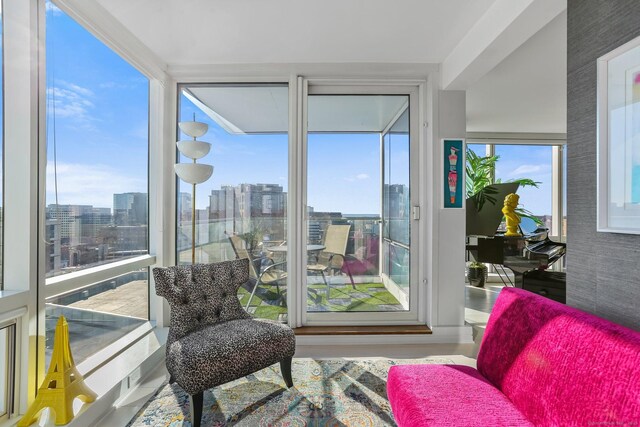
502 193 522 236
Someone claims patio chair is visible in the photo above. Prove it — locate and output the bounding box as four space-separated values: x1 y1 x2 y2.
153 259 295 427
228 234 287 309
307 224 356 298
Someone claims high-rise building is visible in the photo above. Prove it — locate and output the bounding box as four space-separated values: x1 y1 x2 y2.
47 204 95 242
209 185 235 219
177 192 192 222
113 192 148 226
385 184 409 220
235 183 286 218
46 204 116 272
207 184 287 241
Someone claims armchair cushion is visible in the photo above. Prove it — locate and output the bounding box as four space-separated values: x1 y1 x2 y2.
167 318 295 395
154 260 252 343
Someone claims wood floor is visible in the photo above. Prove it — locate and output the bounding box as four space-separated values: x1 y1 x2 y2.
292 325 431 335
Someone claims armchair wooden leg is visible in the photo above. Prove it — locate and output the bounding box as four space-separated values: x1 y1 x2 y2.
280 357 294 388
190 391 204 427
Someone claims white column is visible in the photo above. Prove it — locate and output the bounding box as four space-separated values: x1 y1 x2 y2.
3 0 43 409
433 90 468 327
148 78 175 326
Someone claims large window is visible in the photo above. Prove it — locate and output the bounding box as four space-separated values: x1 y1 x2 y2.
467 142 566 238
44 1 150 364
177 84 289 322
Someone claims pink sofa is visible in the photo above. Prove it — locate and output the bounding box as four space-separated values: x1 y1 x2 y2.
387 287 640 426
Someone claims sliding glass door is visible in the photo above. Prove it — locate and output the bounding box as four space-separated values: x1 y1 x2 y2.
303 84 419 324
176 81 421 325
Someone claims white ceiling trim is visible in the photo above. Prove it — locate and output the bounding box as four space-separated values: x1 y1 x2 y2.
167 63 439 83
53 0 169 82
441 0 566 90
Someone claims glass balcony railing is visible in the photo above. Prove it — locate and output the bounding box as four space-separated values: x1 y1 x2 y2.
175 214 408 320
45 270 148 367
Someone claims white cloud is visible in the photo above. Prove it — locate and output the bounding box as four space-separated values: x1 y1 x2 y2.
345 173 370 182
509 165 544 176
46 2 63 15
47 81 96 125
46 162 146 208
62 82 94 98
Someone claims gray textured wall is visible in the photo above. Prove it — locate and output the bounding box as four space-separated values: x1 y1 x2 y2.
567 0 640 330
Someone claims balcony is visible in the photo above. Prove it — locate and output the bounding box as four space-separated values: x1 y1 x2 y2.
178 216 408 321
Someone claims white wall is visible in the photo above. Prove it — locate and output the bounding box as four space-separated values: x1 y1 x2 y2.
435 90 467 327
466 11 567 133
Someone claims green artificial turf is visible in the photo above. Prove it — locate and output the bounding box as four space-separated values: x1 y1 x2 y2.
236 281 404 321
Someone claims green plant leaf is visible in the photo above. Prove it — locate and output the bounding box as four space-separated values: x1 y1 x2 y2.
465 148 542 213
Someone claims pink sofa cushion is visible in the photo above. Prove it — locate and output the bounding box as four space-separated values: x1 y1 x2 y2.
387 364 533 427
477 288 640 426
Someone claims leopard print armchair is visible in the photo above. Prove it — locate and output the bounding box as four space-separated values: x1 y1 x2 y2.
153 259 296 427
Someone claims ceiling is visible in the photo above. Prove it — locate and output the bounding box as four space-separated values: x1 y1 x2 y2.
95 0 497 65
466 11 567 133
87 0 567 133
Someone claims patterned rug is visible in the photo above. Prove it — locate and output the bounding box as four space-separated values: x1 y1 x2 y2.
127 357 453 426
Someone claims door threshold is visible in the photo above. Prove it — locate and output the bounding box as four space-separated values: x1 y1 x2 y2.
292 325 431 335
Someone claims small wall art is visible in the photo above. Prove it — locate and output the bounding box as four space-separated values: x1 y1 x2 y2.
443 138 465 209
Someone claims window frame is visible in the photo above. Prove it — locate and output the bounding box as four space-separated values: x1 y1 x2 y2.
37 0 159 401
299 80 423 326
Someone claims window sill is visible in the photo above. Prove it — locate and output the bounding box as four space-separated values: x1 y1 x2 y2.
44 255 156 299
0 291 29 324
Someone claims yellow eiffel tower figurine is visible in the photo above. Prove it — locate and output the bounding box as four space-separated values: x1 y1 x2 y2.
18 316 97 426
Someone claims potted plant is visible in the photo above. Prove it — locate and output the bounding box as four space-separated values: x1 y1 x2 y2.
466 261 488 287
465 149 541 222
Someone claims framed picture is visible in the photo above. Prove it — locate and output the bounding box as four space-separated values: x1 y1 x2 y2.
597 35 640 234
443 139 465 208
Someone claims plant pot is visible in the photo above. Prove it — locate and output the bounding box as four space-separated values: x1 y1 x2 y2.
466 263 488 288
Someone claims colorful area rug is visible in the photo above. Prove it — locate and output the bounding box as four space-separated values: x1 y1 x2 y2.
127 357 453 426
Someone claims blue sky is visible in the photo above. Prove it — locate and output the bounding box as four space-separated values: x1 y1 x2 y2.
468 144 553 216
180 93 387 214
44 2 554 217
45 1 148 209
